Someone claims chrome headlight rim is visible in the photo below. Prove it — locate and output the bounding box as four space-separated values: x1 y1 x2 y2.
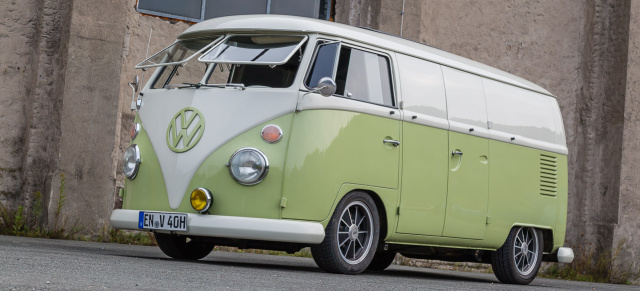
228 147 269 186
123 144 141 180
191 187 213 213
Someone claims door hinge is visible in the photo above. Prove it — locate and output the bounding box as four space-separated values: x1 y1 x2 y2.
486 216 492 224
397 206 401 215
280 197 287 208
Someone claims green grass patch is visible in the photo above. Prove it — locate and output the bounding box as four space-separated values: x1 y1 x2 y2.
540 240 637 284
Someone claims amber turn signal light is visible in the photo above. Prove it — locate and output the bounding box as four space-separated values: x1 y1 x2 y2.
261 124 282 143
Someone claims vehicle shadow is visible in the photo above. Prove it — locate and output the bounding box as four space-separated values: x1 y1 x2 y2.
366 268 497 284
113 251 510 285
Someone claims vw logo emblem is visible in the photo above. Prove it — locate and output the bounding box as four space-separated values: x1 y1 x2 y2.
166 107 205 153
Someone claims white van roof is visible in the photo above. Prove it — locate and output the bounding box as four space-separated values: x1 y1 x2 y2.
181 15 554 97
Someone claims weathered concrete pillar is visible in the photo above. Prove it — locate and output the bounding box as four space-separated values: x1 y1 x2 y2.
615 0 640 282
334 0 381 29
47 0 128 233
570 0 630 261
0 0 41 209
21 0 74 225
0 0 73 223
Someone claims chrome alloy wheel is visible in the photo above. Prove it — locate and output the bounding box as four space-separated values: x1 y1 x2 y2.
336 201 374 264
513 227 540 276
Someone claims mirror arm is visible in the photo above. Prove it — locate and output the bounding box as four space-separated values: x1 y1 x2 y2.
129 76 140 111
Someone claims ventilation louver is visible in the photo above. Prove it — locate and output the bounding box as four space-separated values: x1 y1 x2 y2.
540 154 558 196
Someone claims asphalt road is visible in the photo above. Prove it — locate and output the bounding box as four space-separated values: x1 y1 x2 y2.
0 235 636 290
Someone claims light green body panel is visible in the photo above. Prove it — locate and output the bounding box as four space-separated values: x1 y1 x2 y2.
484 140 567 252
396 122 448 236
443 131 489 239
182 114 294 219
388 134 567 252
123 116 176 211
281 109 401 222
123 113 295 218
554 155 569 251
123 108 568 253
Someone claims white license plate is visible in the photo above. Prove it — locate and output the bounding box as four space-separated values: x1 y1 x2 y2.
138 212 188 231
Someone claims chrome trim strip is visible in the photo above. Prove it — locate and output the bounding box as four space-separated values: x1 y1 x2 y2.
110 209 325 244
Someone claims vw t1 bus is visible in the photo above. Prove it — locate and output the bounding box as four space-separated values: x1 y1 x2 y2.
111 15 574 285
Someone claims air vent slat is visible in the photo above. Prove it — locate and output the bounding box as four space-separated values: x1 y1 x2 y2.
540 154 558 196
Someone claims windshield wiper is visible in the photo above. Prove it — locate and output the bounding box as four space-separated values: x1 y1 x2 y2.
205 83 245 90
166 82 245 90
165 83 201 89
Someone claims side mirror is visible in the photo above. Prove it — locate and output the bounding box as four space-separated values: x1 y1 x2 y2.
315 77 336 97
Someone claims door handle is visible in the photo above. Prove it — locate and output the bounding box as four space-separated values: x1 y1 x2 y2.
451 150 463 156
383 140 400 147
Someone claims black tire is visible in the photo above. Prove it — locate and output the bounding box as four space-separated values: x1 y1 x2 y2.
311 191 380 274
155 233 215 260
491 227 543 285
366 251 396 271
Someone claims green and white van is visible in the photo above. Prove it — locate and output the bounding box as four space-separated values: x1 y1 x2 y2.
111 15 574 284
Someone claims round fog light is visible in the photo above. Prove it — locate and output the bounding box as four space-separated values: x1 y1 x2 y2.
190 188 212 213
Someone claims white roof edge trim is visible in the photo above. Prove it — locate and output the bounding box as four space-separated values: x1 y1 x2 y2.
178 15 554 97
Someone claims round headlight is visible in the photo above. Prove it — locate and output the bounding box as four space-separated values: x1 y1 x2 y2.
123 145 141 179
228 148 269 185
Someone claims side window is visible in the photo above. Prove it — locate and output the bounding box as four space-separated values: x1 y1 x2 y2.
306 42 339 88
305 43 395 107
396 54 447 119
336 47 394 107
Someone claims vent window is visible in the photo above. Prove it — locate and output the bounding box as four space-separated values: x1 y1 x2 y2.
540 154 558 196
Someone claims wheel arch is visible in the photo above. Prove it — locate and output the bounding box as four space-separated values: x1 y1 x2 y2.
508 224 554 253
359 189 389 246
327 184 397 243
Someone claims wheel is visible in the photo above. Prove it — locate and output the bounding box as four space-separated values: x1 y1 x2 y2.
154 233 214 260
311 191 380 274
491 227 543 285
366 251 396 271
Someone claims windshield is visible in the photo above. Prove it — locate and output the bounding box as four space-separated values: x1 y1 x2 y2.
199 35 307 65
136 36 222 69
150 35 307 89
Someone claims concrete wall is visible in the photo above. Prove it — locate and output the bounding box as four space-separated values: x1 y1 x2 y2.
615 0 640 278
0 0 73 223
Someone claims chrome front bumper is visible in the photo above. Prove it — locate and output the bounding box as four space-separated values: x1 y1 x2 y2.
109 209 325 244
